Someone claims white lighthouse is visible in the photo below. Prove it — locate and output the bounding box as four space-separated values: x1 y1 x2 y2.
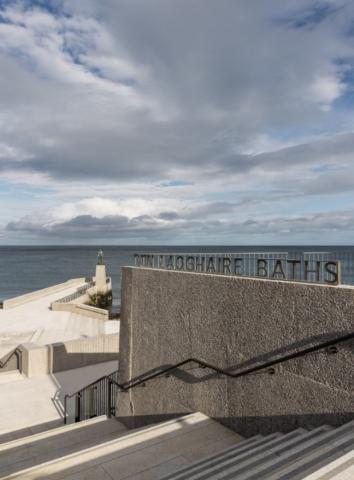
95 249 108 295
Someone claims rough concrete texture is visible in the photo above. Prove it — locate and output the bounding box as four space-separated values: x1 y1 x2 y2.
116 267 354 437
21 333 119 377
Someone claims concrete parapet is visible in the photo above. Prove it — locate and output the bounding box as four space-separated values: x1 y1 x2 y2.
2 278 87 309
51 302 109 320
21 333 119 377
116 267 354 436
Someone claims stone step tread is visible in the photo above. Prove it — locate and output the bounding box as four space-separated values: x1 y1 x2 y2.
0 416 123 452
1 412 240 480
0 419 64 445
159 434 265 480
164 429 308 480
171 423 354 480
268 433 354 479
198 429 321 480
302 449 354 479
0 419 131 476
229 426 335 480
160 434 285 480
254 421 354 480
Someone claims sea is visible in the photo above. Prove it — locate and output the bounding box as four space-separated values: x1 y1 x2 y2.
1 246 353 306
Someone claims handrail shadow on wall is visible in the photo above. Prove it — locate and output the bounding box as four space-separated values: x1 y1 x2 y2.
63 330 354 423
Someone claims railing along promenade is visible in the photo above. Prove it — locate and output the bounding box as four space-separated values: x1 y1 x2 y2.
50 280 95 307
133 250 354 285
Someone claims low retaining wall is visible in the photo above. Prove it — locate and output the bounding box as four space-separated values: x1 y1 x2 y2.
21 333 119 377
51 279 112 320
117 267 354 437
51 301 109 320
2 278 87 309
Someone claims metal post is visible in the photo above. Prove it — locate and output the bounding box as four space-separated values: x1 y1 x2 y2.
64 395 67 424
75 393 81 423
17 349 22 374
108 380 112 418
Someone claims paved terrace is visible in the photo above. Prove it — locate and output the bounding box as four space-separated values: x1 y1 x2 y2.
0 360 118 440
0 280 119 359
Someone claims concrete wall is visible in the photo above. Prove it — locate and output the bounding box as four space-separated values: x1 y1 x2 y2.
51 279 112 320
116 267 354 437
2 278 86 309
21 333 119 377
51 302 109 320
76 279 112 304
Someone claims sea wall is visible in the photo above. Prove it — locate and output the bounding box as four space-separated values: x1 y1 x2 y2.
21 333 119 377
116 266 354 437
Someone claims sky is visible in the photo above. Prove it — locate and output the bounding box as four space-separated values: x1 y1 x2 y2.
0 0 354 245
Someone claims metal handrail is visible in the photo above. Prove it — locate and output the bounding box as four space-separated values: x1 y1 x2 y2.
51 281 95 307
0 347 22 371
63 331 354 424
112 331 354 392
64 369 118 424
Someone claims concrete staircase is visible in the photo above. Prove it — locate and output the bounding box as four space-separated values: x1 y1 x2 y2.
0 412 239 479
0 413 353 479
161 420 354 480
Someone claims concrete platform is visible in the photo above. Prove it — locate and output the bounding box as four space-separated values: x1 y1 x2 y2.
0 281 119 359
0 360 118 441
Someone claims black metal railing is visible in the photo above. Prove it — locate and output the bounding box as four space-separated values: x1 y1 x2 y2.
51 281 95 307
63 331 354 424
0 348 22 372
64 370 119 424
133 250 354 285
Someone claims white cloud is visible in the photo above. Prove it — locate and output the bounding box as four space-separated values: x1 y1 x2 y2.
310 74 346 107
0 3 148 108
0 0 354 243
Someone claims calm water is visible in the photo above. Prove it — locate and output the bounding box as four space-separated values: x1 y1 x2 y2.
0 246 353 305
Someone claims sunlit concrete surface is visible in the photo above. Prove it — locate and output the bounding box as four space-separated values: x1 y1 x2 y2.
0 413 241 479
0 360 118 440
0 282 119 358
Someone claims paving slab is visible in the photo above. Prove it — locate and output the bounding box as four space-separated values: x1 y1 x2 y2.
0 360 118 438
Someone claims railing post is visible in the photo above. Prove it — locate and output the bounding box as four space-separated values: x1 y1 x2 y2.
75 393 81 423
17 348 22 374
108 380 112 418
64 395 68 424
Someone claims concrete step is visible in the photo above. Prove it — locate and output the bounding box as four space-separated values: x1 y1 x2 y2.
168 430 316 480
184 429 313 480
160 435 265 480
227 426 333 480
302 449 354 479
0 415 122 452
0 418 64 445
0 416 128 477
266 421 354 479
1 412 241 480
161 434 283 480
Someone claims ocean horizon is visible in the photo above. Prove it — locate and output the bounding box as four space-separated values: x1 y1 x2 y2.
1 245 354 304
